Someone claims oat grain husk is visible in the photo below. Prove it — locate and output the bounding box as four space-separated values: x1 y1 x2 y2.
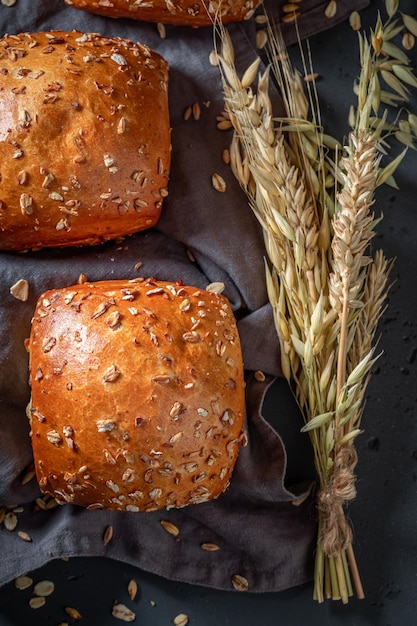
215 1 416 603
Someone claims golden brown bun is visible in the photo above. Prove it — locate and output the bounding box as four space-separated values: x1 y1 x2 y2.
0 31 170 251
64 0 263 26
27 278 246 512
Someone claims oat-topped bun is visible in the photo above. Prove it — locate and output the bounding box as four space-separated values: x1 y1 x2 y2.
0 31 170 251
27 278 246 512
64 0 263 27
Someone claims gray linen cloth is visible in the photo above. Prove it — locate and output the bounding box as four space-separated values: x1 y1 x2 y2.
0 0 368 591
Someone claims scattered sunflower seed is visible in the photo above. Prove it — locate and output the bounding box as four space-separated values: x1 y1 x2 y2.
349 10 361 31
103 525 114 545
324 0 337 19
201 542 220 551
231 574 249 591
17 531 32 542
209 50 219 66
304 72 319 83
157 22 166 39
29 596 46 609
21 466 36 485
256 29 268 50
112 603 136 622
281 10 300 23
33 580 54 596
15 575 33 590
10 279 29 302
173 614 189 626
291 491 312 506
403 32 415 50
128 578 138 601
4 512 18 531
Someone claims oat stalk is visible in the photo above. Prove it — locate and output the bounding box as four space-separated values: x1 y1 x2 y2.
215 2 415 603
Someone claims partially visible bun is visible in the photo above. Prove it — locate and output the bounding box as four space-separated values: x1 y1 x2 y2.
64 0 263 27
27 278 246 512
0 31 170 251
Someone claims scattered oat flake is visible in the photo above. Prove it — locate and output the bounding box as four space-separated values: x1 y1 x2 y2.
206 282 225 294
112 603 136 622
150 600 156 607
29 596 46 609
1 0 17 6
15 575 33 590
10 279 29 302
18 531 32 542
173 614 189 626
231 574 249 591
160 519 180 537
211 173 226 192
254 370 266 382
128 578 138 601
64 606 82 620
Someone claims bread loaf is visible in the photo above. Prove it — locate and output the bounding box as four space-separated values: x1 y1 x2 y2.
0 31 170 251
27 278 246 512
64 0 263 26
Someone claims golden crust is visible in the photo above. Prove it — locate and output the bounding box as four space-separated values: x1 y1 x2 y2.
64 0 263 26
28 278 246 512
0 31 171 251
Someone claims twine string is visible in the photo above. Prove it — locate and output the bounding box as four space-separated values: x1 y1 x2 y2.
317 446 358 557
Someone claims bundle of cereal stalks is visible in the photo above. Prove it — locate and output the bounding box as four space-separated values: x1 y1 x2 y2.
215 0 417 603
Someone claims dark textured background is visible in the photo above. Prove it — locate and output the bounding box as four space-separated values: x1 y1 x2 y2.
1 0 417 624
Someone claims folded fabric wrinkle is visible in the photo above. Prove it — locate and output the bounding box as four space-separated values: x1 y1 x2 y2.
0 0 368 592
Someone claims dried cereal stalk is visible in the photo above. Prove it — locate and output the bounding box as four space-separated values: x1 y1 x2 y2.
215 0 416 603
